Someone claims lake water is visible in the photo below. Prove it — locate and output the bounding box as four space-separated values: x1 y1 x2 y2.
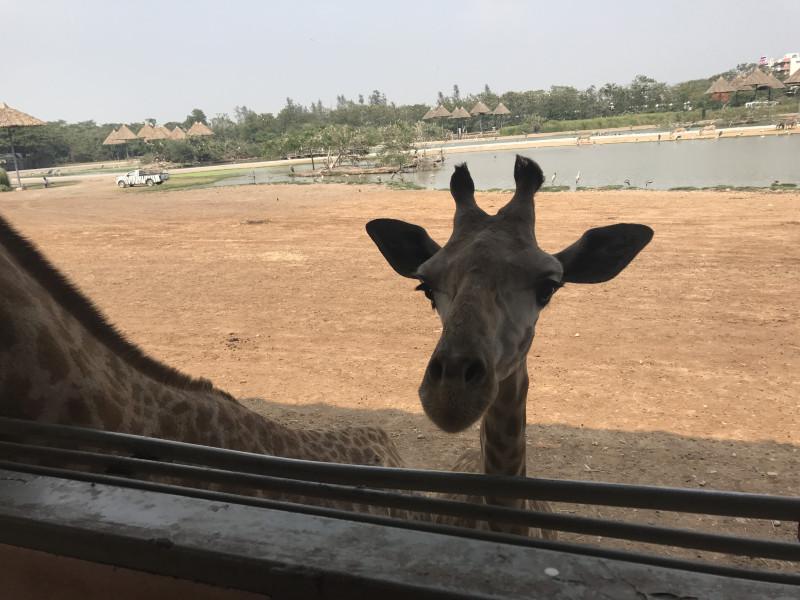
213 135 800 191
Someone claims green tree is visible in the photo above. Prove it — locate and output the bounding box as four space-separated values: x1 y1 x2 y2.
376 123 415 168
0 167 10 190
368 90 387 106
183 108 208 128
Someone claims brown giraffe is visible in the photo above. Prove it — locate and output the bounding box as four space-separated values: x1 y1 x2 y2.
0 212 422 517
0 211 557 534
367 155 653 534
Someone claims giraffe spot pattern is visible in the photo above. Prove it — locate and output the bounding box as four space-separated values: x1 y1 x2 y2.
100 399 124 431
0 374 34 418
65 396 94 426
0 304 18 348
36 326 71 384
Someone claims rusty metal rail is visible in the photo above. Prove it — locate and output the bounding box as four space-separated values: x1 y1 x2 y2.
1 416 798 587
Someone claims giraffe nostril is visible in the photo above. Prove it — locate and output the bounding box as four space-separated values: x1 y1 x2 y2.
464 359 486 385
428 358 443 382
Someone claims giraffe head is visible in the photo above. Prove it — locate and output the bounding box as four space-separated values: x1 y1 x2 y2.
367 155 653 433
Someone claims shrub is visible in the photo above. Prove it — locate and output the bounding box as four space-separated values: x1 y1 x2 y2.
0 167 10 189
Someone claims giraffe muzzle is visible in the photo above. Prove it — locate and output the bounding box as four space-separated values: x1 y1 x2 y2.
419 352 497 433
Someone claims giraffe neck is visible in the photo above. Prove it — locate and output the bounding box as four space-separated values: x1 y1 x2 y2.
479 362 529 533
0 221 402 467
480 363 528 479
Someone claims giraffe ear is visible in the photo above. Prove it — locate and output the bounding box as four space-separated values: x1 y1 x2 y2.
366 219 441 278
555 223 653 284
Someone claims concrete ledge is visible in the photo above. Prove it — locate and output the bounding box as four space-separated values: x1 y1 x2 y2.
0 469 796 599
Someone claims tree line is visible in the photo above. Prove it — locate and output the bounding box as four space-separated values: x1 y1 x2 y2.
3 63 795 170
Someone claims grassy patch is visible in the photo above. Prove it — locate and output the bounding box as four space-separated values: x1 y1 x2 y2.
701 185 764 192
141 168 253 191
171 168 250 179
541 185 570 192
576 185 640 191
385 180 425 190
24 180 80 191
669 186 701 191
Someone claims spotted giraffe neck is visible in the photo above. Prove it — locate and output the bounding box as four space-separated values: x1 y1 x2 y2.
0 213 403 471
479 363 528 510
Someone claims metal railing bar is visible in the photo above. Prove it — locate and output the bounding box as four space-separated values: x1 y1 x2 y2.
1 442 799 562
1 417 798 520
2 460 799 587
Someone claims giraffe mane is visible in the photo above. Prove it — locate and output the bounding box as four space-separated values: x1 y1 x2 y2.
0 214 235 400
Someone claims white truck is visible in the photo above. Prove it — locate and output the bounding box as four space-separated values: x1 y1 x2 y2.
116 169 170 188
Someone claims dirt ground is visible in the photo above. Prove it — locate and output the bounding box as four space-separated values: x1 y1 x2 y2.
2 177 799 567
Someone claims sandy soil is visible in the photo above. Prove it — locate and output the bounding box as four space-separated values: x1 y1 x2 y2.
2 179 798 567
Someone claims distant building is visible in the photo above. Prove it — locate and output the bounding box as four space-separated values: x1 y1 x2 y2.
772 52 800 77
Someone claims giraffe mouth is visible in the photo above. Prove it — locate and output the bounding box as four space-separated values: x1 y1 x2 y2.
418 358 498 433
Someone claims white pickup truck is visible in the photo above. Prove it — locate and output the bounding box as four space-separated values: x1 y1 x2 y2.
116 169 170 188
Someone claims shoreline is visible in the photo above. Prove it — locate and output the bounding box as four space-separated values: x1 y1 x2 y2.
10 122 798 186
422 122 799 156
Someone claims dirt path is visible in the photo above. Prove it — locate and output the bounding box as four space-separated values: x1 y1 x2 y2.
2 179 798 566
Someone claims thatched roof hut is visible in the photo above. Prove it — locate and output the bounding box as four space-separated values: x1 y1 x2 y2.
0 103 46 188
186 121 214 137
785 68 800 86
0 102 46 128
450 106 471 119
137 124 156 140
147 126 170 141
429 105 452 119
704 77 736 95
115 124 139 141
469 101 491 116
492 102 511 116
741 69 785 90
169 126 188 140
729 73 753 91
421 107 436 120
102 129 124 146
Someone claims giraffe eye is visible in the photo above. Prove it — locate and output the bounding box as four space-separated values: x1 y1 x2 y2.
415 282 437 310
536 280 561 306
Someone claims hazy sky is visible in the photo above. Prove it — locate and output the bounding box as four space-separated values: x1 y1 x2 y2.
4 0 799 123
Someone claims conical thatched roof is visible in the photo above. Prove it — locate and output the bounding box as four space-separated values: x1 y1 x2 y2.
730 73 753 91
169 125 187 140
186 121 214 136
450 106 471 119
492 102 511 115
428 105 452 119
137 124 156 140
115 124 139 141
785 68 800 86
0 102 46 128
421 107 436 120
147 125 170 141
102 129 125 145
704 76 736 95
469 101 491 115
741 69 785 89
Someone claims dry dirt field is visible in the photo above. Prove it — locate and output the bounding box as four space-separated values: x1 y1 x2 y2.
2 177 798 566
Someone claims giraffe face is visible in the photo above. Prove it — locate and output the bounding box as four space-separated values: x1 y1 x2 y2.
368 156 653 433
411 220 563 432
